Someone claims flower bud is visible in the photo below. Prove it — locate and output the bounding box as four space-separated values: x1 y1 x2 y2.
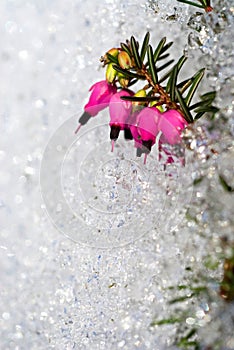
118 51 132 69
134 89 146 100
149 101 164 113
117 72 129 88
131 89 147 114
106 63 117 83
107 48 119 58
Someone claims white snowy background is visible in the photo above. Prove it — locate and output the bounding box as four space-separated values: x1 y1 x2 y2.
0 0 233 349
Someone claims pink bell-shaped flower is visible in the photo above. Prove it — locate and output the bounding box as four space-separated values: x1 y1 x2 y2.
109 90 133 150
129 107 160 163
158 109 188 145
75 80 117 133
137 107 161 161
85 80 117 116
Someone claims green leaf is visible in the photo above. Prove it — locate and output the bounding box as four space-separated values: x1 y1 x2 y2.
177 78 191 89
140 31 150 62
153 37 167 63
185 68 205 106
150 318 182 326
177 55 188 70
147 45 158 84
176 0 204 9
169 293 195 304
200 0 208 7
166 55 187 92
127 78 138 87
160 41 173 55
189 100 213 111
194 106 219 114
219 175 234 192
158 69 172 84
121 95 159 102
120 42 132 57
159 55 187 85
157 53 170 61
112 65 145 80
130 36 142 69
190 286 207 293
200 91 216 102
156 59 174 73
176 87 194 123
184 328 197 340
106 52 119 64
169 65 178 101
194 112 205 120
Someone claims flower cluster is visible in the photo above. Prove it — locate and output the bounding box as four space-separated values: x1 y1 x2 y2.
75 33 217 163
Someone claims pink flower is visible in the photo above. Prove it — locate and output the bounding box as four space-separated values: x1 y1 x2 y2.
85 80 117 116
137 107 160 143
75 80 117 133
109 90 133 149
158 110 188 145
129 107 161 163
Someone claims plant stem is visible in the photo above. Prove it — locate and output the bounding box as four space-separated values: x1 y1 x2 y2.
139 64 182 113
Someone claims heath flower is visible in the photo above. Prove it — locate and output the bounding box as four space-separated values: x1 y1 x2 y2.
158 110 188 145
109 90 133 150
75 80 117 133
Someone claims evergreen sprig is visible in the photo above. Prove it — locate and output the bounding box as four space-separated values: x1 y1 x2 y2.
150 237 234 349
107 32 218 124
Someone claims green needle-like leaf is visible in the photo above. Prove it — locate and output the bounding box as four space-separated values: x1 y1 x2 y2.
169 293 195 304
200 0 208 7
140 31 150 62
150 318 182 326
157 53 170 61
158 69 172 84
179 69 210 96
113 65 145 79
147 45 158 84
183 328 197 340
120 95 159 102
176 0 204 9
166 55 187 92
189 101 210 110
176 87 194 123
153 37 167 63
156 59 174 73
120 42 132 57
219 175 234 192
189 96 214 110
200 91 216 101
106 53 119 64
194 111 205 120
169 65 178 101
194 106 219 114
130 36 142 69
160 41 173 55
185 68 205 106
127 79 138 87
178 78 193 94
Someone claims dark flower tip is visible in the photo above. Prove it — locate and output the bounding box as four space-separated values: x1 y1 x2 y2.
110 125 121 140
124 128 133 140
79 111 92 125
142 140 153 154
